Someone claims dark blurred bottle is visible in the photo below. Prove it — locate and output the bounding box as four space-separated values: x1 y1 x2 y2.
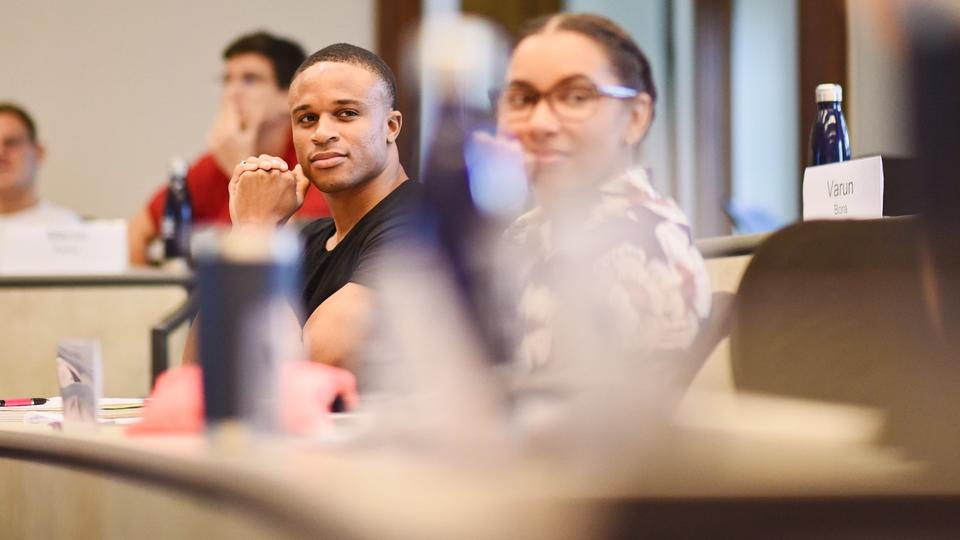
162 158 192 261
195 229 301 437
809 83 852 166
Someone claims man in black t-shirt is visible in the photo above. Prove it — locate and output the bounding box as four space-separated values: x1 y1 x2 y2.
299 179 419 317
227 43 419 368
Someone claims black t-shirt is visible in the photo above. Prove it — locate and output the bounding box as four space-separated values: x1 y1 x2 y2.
299 180 421 321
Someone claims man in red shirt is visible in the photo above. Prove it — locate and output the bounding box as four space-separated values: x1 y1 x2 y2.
128 31 330 264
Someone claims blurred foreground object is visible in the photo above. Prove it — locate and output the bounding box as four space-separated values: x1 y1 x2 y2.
128 362 357 436
416 13 518 362
358 14 513 454
195 228 301 435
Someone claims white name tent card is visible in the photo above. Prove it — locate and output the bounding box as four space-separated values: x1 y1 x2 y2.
0 220 129 274
802 156 884 220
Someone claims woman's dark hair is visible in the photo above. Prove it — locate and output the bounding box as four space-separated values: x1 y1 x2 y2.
518 13 657 105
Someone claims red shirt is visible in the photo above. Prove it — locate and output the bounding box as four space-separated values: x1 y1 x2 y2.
147 138 329 228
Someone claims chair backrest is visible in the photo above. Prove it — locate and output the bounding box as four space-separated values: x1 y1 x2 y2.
730 217 960 465
881 157 923 217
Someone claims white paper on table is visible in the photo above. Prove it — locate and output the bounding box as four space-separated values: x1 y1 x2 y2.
23 411 141 426
0 397 145 424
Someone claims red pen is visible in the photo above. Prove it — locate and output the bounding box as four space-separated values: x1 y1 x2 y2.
0 398 48 407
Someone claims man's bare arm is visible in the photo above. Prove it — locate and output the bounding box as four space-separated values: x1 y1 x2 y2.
183 283 370 368
207 96 260 176
303 283 374 368
128 207 158 266
182 282 373 369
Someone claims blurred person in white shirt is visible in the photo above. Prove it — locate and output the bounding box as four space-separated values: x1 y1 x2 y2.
0 103 79 224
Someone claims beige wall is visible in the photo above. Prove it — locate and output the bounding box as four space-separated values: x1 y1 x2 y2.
1 0 374 219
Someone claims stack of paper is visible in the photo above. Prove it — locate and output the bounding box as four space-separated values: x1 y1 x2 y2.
0 397 144 425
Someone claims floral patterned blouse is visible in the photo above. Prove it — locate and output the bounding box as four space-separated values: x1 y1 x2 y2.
503 167 712 371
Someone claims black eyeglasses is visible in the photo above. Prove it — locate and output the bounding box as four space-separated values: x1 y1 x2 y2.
491 78 639 122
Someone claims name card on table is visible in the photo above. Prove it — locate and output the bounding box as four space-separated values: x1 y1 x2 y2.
0 220 129 274
802 156 884 220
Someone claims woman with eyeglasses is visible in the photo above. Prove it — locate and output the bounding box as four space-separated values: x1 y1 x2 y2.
492 13 711 372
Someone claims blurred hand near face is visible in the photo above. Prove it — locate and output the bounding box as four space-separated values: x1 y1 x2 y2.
209 52 290 175
471 131 533 179
462 131 533 218
228 154 310 227
207 95 263 176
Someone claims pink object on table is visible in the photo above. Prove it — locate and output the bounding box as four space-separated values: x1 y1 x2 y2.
127 362 358 435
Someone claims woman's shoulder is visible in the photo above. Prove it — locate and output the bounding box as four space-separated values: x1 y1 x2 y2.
601 168 712 321
618 168 692 231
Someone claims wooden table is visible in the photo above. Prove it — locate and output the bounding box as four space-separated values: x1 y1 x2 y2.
2 407 960 539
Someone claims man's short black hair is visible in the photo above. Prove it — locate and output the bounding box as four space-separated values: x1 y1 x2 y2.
223 31 307 90
0 102 37 143
294 43 398 110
